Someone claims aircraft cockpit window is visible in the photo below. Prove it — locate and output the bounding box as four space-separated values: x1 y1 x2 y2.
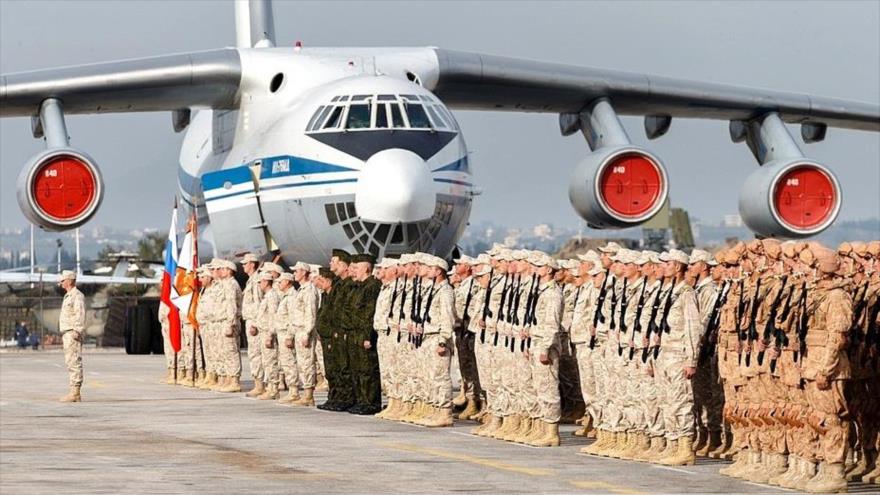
323 106 344 129
425 106 448 129
401 94 420 101
375 103 389 128
331 96 342 102
403 103 432 129
390 103 405 128
377 94 396 101
346 104 371 129
352 94 370 101
307 105 329 131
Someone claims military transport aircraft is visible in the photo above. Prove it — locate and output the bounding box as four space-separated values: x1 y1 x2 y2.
1 0 878 264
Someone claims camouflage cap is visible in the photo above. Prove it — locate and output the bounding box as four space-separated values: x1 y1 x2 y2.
814 247 839 274
60 270 77 281
662 249 690 264
867 241 880 257
761 239 782 259
260 262 282 275
473 264 492 277
291 261 310 272
259 271 275 281
278 272 295 282
598 241 622 254
197 266 213 278
851 241 868 258
239 253 260 264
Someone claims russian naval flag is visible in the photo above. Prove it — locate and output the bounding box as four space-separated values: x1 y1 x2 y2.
160 202 181 353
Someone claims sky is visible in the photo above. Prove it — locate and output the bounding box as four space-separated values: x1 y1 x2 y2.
1 0 878 232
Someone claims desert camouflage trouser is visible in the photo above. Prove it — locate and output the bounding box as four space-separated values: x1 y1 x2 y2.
454 329 481 400
602 338 626 432
202 323 221 375
376 329 392 396
261 329 280 386
62 331 83 387
641 354 665 438
558 333 584 419
693 355 723 435
295 329 317 389
277 330 300 390
529 341 560 423
220 320 242 377
419 334 452 408
245 320 264 383
804 379 849 464
475 332 501 415
656 349 695 441
180 323 204 373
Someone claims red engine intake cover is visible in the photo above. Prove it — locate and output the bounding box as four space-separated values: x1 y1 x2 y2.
773 165 837 230
31 154 98 221
598 153 664 219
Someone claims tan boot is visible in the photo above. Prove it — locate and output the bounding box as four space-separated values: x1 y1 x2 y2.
510 417 533 443
292 388 315 407
315 373 329 392
847 449 874 481
619 432 644 460
376 398 395 419
530 421 561 447
194 370 206 388
178 370 195 387
161 368 175 384
457 398 480 421
277 388 300 404
424 407 454 427
607 432 630 458
403 401 425 423
730 451 759 479
493 415 520 440
652 439 678 464
197 372 214 390
625 433 651 461
863 460 880 483
525 421 548 446
399 401 418 423
59 385 81 403
635 436 665 461
246 380 265 398
773 455 800 488
474 415 502 436
221 376 241 393
805 462 847 493
414 405 435 426
793 458 818 492
757 453 788 484
210 375 226 391
658 437 696 466
258 383 279 400
502 415 527 442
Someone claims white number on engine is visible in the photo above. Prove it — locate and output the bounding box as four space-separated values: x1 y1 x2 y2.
44 169 58 178
612 166 626 174
786 178 800 186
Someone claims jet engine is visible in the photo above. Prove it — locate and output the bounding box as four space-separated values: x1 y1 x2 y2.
568 145 668 228
738 159 840 238
16 147 104 231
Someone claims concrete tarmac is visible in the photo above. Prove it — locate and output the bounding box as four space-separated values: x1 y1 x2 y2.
0 351 854 494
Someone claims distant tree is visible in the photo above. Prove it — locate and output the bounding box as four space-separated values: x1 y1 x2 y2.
96 244 118 263
137 232 165 262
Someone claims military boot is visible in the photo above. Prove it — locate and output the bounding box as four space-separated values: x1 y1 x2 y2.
846 448 875 481
375 398 394 419
580 430 610 455
258 383 279 400
179 370 196 388
614 433 635 460
635 436 665 462
774 455 801 488
600 432 623 457
278 388 300 404
474 415 502 437
792 458 818 491
696 430 721 457
397 401 416 423
415 406 437 426
501 415 526 442
863 460 880 483
805 462 847 493
522 419 545 444
693 427 708 453
758 453 788 484
719 451 747 477
221 376 241 393
161 368 175 384
292 388 315 407
658 437 696 466
210 375 226 391
457 399 480 421
744 450 770 482
198 372 215 390
511 417 534 443
246 380 265 398
538 422 561 447
709 431 732 459
315 373 329 392
424 407 454 427
628 433 651 461
493 415 521 440
400 401 420 423
59 385 81 403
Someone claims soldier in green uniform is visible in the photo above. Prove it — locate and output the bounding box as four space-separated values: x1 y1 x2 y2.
345 254 383 415
317 250 354 411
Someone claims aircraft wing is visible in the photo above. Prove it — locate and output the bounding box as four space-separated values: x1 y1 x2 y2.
429 49 880 132
0 272 161 285
0 49 241 117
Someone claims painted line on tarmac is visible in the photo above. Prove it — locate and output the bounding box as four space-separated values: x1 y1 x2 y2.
568 480 647 495
382 442 556 476
444 429 543 449
649 464 696 475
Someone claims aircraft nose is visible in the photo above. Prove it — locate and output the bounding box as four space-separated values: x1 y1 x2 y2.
355 148 435 223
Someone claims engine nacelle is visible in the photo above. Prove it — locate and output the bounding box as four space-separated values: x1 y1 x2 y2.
568 145 669 229
16 147 104 231
738 159 840 238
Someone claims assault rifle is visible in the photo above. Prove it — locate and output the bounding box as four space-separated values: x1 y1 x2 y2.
617 278 630 357
590 270 610 349
642 281 667 363
494 274 511 346
386 277 400 336
848 282 869 360
521 275 540 352
479 268 494 344
757 276 788 366
396 277 408 343
794 283 809 362
416 279 437 348
863 299 880 369
743 277 763 367
629 279 649 360
698 280 729 366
